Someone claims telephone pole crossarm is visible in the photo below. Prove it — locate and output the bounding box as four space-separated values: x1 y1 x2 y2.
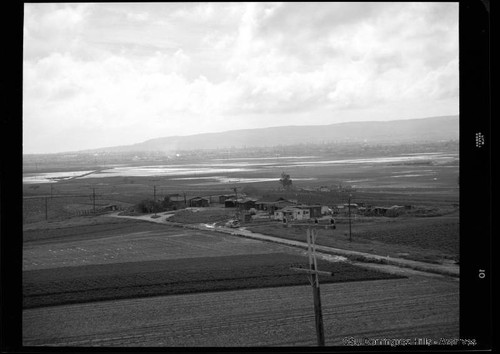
290 267 333 277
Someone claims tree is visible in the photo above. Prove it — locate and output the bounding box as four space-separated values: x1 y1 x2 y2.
279 172 293 191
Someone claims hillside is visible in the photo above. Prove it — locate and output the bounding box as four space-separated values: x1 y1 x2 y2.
87 115 459 153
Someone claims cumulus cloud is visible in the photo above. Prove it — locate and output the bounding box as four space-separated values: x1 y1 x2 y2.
23 2 459 153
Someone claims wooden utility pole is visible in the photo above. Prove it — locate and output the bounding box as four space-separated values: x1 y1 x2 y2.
153 185 157 216
44 197 48 220
92 188 96 214
348 194 352 242
291 228 331 346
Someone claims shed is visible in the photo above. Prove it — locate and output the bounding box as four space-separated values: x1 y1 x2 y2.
219 194 236 204
236 197 257 210
165 194 186 209
372 206 389 216
189 197 210 207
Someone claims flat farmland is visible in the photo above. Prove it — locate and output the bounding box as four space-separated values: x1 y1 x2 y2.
23 220 292 271
22 142 460 347
23 276 459 347
24 253 401 309
247 214 459 265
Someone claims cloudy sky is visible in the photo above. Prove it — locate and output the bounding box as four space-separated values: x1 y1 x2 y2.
23 2 459 154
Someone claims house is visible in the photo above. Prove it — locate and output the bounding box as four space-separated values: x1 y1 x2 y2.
300 204 323 218
255 201 279 212
343 203 358 214
318 186 331 192
189 197 210 207
332 205 345 215
254 197 297 213
274 206 310 221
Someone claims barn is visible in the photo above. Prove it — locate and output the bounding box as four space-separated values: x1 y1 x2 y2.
189 197 210 207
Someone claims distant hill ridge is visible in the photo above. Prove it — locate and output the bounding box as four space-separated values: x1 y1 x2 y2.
91 115 459 153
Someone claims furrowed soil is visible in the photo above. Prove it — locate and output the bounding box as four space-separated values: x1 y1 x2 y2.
246 215 458 264
23 221 295 271
23 275 458 347
24 253 402 309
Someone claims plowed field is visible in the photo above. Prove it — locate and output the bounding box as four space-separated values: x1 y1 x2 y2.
24 253 402 309
23 276 458 347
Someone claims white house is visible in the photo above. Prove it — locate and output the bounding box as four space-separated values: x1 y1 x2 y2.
274 206 310 221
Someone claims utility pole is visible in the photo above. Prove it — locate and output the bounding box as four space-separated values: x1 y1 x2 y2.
44 197 48 220
50 184 53 199
348 194 352 242
92 188 96 214
291 228 331 346
153 185 157 216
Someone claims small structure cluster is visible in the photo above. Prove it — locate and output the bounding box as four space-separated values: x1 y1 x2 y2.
161 192 412 221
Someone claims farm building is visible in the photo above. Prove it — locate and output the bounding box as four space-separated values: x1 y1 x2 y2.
372 206 390 216
219 194 237 204
189 197 210 207
224 197 257 209
343 203 358 213
332 205 345 214
321 206 332 215
274 206 311 221
386 205 406 217
165 194 186 209
100 204 118 212
300 205 323 218
255 201 279 212
255 197 297 214
237 198 258 210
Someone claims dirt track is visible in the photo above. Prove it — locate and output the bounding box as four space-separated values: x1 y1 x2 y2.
106 213 459 277
23 275 458 347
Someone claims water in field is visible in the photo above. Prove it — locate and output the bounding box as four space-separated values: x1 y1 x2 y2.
23 171 95 184
22 152 458 186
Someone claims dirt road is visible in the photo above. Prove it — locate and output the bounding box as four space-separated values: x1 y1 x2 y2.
107 213 459 277
23 275 458 347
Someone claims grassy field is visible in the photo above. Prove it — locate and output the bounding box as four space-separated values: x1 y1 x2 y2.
23 253 402 309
